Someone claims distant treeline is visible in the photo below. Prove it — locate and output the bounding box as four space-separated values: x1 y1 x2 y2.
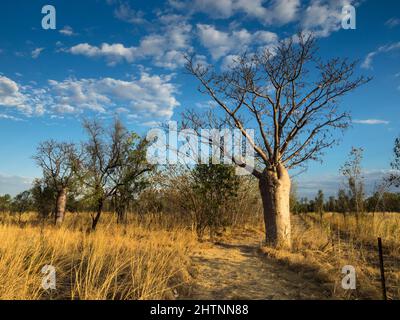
291 190 400 214
2 185 400 220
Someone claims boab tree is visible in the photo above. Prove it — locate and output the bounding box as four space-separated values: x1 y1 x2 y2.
184 33 370 249
33 140 79 225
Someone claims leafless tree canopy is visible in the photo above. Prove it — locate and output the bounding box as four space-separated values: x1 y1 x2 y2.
33 140 79 190
184 33 371 176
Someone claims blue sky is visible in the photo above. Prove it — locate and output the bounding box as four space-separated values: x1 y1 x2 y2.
0 0 399 197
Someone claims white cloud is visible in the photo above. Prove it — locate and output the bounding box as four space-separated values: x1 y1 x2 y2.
221 54 240 70
59 26 76 36
270 0 300 24
68 22 192 68
114 2 147 24
0 114 23 121
385 17 400 28
48 72 179 119
1 71 180 120
0 76 32 114
301 0 355 38
353 119 389 125
169 0 299 25
31 47 44 59
362 42 400 69
197 24 277 59
69 43 137 65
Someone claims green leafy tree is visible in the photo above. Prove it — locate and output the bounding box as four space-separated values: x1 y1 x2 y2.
30 178 56 219
111 133 154 223
80 119 153 230
191 162 240 239
0 194 12 213
11 190 33 222
337 188 350 215
326 196 336 212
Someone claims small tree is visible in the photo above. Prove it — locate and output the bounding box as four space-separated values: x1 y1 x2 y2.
384 136 400 188
33 140 79 225
289 182 300 215
340 147 365 225
191 162 239 239
80 118 152 230
0 194 12 213
315 189 325 221
337 188 350 215
326 196 336 212
391 136 400 172
11 191 33 223
111 134 154 224
30 178 56 220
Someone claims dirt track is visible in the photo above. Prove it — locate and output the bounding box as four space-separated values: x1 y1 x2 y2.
186 229 330 300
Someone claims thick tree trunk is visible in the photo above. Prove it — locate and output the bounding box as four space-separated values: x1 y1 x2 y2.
55 187 67 225
258 163 292 249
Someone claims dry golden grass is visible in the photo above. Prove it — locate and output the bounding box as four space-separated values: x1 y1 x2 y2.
1 210 399 300
0 212 196 300
261 212 400 300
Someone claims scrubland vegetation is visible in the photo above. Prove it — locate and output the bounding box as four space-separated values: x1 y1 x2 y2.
0 33 399 300
0 212 195 300
263 213 400 300
0 115 399 300
0 192 399 300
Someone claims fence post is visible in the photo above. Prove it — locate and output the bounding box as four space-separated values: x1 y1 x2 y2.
378 237 387 300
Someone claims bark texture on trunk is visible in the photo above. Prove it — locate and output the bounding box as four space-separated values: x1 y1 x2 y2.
55 187 67 225
259 163 291 249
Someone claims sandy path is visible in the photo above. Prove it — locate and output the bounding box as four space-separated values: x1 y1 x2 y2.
186 229 330 300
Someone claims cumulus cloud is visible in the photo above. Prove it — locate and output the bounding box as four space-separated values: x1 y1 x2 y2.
362 42 400 69
48 72 179 119
0 72 180 121
169 0 299 25
0 76 24 106
69 43 137 65
68 21 192 68
0 76 34 114
168 0 364 38
353 119 389 125
300 0 357 38
269 0 300 24
197 24 277 59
